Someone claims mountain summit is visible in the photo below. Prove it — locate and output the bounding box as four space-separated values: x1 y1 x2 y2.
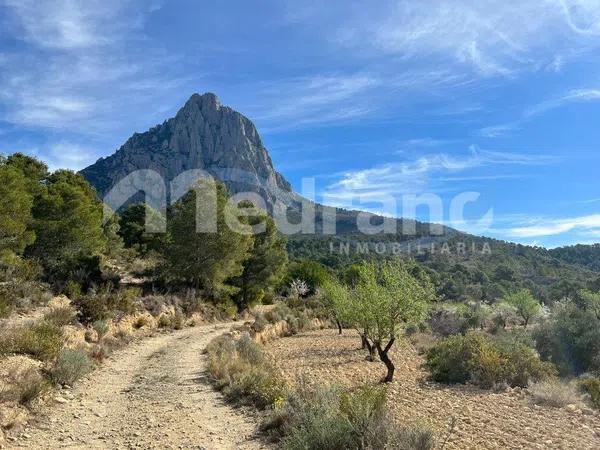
81 93 293 208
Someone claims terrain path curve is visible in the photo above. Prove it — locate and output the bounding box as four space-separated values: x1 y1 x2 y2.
11 323 269 449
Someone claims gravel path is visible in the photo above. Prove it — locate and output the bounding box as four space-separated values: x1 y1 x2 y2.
9 323 269 449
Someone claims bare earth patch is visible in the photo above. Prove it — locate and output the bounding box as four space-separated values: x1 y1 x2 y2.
5 323 269 449
264 328 600 450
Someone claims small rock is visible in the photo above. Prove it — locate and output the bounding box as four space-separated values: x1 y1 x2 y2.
54 396 68 404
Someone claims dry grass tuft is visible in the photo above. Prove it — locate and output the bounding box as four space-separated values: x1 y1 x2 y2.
529 380 583 408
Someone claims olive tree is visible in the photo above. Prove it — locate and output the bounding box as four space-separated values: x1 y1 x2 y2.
503 289 541 328
321 278 352 335
352 261 434 382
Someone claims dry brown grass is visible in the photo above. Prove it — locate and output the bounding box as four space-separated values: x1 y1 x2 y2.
529 380 583 408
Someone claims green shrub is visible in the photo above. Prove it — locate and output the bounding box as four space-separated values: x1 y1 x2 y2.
206 333 286 409
534 301 600 376
0 292 11 318
52 349 93 385
92 319 110 339
426 332 555 389
279 385 356 450
0 321 64 361
272 383 435 450
64 280 82 300
579 376 600 410
75 285 140 323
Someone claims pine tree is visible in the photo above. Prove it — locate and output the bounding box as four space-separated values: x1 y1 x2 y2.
164 180 253 296
232 212 287 309
27 170 106 282
0 162 35 260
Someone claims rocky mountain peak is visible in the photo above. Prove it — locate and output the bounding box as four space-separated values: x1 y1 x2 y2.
80 93 293 210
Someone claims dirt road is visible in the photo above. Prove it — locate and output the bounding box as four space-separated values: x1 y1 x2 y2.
9 323 269 449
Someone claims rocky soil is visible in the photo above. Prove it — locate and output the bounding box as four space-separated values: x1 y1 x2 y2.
264 328 600 450
4 323 269 450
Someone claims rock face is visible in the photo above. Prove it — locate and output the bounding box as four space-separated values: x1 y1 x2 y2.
81 93 295 210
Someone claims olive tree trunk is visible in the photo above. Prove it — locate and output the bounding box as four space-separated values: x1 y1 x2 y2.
375 338 396 383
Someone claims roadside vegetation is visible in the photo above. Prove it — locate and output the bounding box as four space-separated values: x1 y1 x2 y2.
207 330 436 450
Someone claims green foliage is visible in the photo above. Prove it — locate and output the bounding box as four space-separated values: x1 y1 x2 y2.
502 289 541 328
206 333 287 409
27 170 106 284
92 319 110 339
344 260 435 382
579 376 600 410
321 278 352 329
5 152 49 195
0 163 35 260
164 181 252 296
549 243 600 272
286 260 332 295
118 203 164 254
534 300 600 376
0 321 64 361
425 332 556 388
352 260 434 343
52 349 93 385
578 289 600 319
74 285 140 323
232 212 288 309
268 383 435 450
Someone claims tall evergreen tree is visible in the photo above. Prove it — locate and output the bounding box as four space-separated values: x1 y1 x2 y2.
232 212 287 309
27 170 106 281
118 203 164 254
164 180 252 296
0 162 35 260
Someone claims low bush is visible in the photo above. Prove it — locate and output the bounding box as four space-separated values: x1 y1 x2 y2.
0 292 11 318
52 349 93 385
428 307 467 337
534 300 600 376
206 333 286 409
75 285 140 323
0 321 64 361
261 302 314 335
43 305 77 327
0 281 52 313
133 315 151 329
529 380 582 408
92 319 110 339
425 332 556 389
0 367 49 406
578 376 600 410
157 312 185 330
268 383 435 450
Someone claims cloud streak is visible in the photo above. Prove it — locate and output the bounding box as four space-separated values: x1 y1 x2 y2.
323 146 556 208
502 214 600 238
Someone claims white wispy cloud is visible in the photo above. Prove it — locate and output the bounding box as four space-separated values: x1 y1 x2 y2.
323 146 556 208
323 0 600 77
502 214 600 238
480 87 600 137
248 74 378 131
0 0 191 135
524 88 600 117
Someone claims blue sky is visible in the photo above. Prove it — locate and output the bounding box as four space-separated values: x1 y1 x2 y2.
1 0 599 248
